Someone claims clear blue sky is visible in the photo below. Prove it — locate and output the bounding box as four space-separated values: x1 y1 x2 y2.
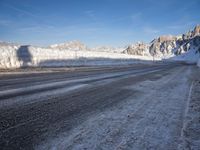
0 0 200 47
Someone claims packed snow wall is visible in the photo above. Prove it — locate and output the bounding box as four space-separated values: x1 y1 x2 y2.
0 44 153 69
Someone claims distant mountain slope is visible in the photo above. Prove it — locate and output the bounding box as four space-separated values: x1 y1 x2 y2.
48 25 200 63
49 41 125 53
90 46 125 53
49 41 88 51
124 25 200 63
123 42 150 56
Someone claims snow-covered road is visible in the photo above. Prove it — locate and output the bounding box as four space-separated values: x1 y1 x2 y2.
0 64 199 150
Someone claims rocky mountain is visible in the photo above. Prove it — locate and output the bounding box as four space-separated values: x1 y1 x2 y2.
49 41 125 53
124 25 200 62
49 40 88 51
48 25 200 62
123 42 150 56
149 25 200 58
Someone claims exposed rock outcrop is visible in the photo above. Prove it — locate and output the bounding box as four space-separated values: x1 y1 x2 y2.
123 42 150 56
149 35 177 58
192 25 200 37
123 25 200 63
149 25 200 58
49 40 87 50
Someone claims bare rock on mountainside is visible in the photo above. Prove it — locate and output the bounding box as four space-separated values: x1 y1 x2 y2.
149 25 200 58
49 41 87 50
123 25 200 59
48 25 200 59
158 35 176 42
123 42 150 56
192 25 200 37
149 36 177 57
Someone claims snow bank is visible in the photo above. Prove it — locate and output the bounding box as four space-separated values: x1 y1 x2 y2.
0 44 154 69
169 48 200 64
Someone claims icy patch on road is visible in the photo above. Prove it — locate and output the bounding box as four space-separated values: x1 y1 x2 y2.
0 84 89 109
0 67 164 110
37 66 195 150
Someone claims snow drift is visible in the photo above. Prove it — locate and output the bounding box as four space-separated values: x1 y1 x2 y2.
0 43 154 69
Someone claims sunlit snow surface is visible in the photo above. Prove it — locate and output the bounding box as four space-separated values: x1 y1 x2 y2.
0 44 155 69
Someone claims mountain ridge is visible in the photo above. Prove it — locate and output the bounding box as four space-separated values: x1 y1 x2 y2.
124 25 200 59
0 25 200 67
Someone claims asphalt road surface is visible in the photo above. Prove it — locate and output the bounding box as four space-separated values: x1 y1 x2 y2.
0 64 199 150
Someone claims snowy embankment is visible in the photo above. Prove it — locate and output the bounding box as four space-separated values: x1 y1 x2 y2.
0 44 154 69
179 69 200 149
170 49 200 64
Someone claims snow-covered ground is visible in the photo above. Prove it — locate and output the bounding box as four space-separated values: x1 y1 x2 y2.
0 44 155 69
178 69 200 149
170 49 200 64
1 41 199 69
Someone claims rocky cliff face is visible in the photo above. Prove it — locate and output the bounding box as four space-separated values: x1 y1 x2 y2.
124 25 200 60
149 25 200 58
192 25 200 37
149 35 178 58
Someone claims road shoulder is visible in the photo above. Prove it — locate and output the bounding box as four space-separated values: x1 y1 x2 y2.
179 67 200 149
